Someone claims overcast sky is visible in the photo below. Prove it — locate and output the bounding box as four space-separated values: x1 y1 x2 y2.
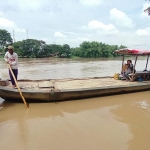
0 0 150 49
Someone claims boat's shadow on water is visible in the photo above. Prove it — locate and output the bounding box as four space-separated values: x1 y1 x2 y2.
0 98 19 111
0 97 5 106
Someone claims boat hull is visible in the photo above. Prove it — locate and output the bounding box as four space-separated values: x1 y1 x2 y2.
0 86 50 101
1 78 150 102
50 84 150 101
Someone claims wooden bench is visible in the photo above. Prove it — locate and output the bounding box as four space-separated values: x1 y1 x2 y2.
128 71 150 81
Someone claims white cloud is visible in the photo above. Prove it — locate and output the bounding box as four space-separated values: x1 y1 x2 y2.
57 37 90 46
97 30 119 35
110 8 134 28
0 0 149 49
0 11 3 16
77 37 89 41
88 20 114 30
79 0 103 6
19 0 41 10
41 38 49 41
63 31 77 35
140 3 150 18
0 18 15 28
0 17 26 32
79 25 88 30
15 28 26 33
136 27 150 36
54 32 67 38
87 20 118 35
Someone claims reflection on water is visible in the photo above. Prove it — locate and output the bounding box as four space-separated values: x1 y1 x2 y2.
0 57 150 79
111 93 150 150
0 57 150 150
0 91 150 150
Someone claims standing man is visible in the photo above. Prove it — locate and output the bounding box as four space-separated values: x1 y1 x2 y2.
4 46 18 87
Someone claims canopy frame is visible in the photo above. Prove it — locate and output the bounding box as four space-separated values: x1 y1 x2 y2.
121 55 150 72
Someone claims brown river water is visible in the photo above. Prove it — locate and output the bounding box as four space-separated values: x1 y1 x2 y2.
0 57 150 150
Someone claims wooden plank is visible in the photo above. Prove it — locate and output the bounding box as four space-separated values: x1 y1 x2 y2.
51 80 60 91
0 80 9 86
38 81 53 88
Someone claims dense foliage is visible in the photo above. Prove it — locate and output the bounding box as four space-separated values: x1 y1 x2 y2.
144 7 150 15
0 29 13 52
71 41 126 58
144 0 150 15
0 29 126 58
13 39 72 58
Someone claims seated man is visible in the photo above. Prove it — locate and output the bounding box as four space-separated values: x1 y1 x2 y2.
124 60 134 80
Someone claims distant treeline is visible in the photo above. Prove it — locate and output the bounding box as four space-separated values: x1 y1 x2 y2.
0 29 126 58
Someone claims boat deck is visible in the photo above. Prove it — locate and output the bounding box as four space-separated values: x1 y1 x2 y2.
1 77 150 101
4 77 150 91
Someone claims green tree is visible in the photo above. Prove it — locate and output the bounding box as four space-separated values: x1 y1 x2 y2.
144 0 150 15
50 44 62 56
59 44 71 58
144 7 150 15
42 44 53 57
72 41 126 58
13 39 46 58
0 29 13 49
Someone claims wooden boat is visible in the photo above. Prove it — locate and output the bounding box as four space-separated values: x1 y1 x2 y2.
1 48 150 102
1 77 150 102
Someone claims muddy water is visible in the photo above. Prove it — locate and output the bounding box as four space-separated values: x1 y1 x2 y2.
0 57 150 150
0 57 149 79
0 92 150 150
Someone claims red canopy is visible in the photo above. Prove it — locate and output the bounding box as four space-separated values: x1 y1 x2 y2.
114 48 150 55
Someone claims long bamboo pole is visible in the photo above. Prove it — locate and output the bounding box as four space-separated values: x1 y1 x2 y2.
8 64 28 109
